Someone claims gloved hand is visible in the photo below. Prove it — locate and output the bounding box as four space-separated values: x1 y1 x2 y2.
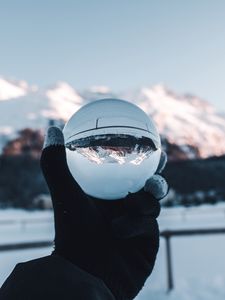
40 126 168 300
111 151 168 239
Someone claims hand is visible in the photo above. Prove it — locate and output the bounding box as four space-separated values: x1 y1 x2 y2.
111 151 168 239
40 126 168 300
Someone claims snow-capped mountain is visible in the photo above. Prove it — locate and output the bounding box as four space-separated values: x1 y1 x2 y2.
80 85 116 104
0 80 82 151
0 81 82 133
122 85 225 158
0 76 225 159
0 77 34 101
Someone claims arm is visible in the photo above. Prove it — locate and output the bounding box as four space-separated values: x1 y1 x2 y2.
40 126 168 300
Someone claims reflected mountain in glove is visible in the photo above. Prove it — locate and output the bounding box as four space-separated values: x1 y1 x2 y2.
63 99 161 200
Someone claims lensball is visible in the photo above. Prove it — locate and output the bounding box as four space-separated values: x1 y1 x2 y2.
63 98 161 200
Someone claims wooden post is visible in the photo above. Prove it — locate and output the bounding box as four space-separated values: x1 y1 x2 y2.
165 235 174 292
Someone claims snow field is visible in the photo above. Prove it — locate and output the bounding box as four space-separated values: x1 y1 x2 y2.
1 204 225 299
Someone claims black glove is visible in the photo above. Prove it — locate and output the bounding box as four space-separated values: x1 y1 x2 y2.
40 126 168 300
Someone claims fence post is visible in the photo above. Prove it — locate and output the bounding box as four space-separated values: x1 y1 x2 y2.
165 234 174 292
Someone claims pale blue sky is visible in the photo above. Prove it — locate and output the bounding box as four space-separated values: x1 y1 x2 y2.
0 0 225 110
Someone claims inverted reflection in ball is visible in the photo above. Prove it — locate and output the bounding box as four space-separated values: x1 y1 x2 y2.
63 98 161 200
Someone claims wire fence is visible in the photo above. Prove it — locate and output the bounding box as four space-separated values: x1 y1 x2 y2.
0 241 53 251
160 227 225 292
0 218 53 226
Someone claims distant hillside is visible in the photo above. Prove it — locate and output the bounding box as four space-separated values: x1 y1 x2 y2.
0 129 224 208
164 155 225 194
1 76 225 160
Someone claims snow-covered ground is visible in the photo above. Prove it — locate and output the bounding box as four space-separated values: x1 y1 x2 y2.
1 204 225 299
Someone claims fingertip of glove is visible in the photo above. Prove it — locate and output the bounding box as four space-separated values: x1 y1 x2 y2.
144 174 168 200
41 127 66 170
43 126 64 149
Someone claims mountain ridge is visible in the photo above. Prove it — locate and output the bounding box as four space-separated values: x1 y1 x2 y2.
0 76 225 159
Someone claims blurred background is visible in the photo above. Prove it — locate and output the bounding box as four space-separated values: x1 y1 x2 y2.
1 1 225 299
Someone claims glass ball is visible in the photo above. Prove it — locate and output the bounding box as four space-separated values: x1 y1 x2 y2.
63 98 161 200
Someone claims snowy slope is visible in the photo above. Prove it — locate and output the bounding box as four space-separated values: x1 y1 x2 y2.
123 85 225 158
1 204 225 299
0 81 82 146
0 77 225 158
80 85 116 103
0 77 33 101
